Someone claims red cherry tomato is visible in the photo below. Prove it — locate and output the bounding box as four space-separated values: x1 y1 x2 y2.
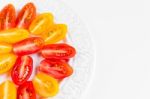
41 44 76 59
11 56 33 85
38 59 73 79
17 81 36 99
0 4 16 30
13 37 44 56
16 2 36 29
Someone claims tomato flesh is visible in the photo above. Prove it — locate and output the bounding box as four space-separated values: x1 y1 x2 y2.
38 59 73 79
0 4 16 30
41 43 76 59
17 81 36 99
16 2 36 29
11 56 33 85
13 37 44 56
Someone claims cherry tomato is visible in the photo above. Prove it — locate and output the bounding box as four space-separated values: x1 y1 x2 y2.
0 42 12 54
13 37 44 56
0 53 17 74
38 59 73 79
32 73 59 97
0 28 29 43
17 81 36 99
0 80 17 99
16 2 36 29
0 4 16 30
29 13 54 35
41 44 76 59
11 56 33 85
40 24 67 44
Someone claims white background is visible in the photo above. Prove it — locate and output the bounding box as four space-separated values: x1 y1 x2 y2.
63 0 150 99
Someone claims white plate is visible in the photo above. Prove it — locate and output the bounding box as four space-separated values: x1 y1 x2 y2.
0 0 94 99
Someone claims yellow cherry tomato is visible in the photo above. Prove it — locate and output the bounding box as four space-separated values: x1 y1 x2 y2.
29 13 54 35
32 72 59 98
0 80 17 99
0 53 17 74
0 43 12 54
40 24 67 44
0 28 29 43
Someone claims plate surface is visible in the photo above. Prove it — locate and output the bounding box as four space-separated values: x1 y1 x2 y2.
0 0 94 99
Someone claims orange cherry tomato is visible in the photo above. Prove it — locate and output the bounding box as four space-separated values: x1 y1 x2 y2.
0 4 16 30
0 80 17 99
40 24 67 44
0 28 29 43
29 13 54 35
0 42 12 54
16 2 36 29
0 53 17 74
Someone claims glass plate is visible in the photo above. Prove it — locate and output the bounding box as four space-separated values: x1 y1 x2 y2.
0 0 95 99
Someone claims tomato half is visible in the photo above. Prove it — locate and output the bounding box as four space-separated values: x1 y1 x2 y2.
38 59 73 79
17 81 36 99
0 53 17 74
32 73 59 97
0 80 17 99
0 4 16 30
40 24 67 44
0 42 12 54
11 56 33 85
29 13 54 35
13 37 44 56
16 2 36 29
41 44 76 59
0 28 29 43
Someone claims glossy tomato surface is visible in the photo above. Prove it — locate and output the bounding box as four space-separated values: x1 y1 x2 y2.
38 59 73 79
32 73 59 98
0 4 16 30
11 56 33 85
0 80 17 99
0 28 29 43
0 53 17 74
41 43 76 59
17 81 36 99
0 42 12 54
16 2 36 29
13 37 44 56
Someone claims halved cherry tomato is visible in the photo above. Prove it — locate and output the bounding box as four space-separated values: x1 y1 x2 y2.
41 44 76 59
38 59 73 79
32 73 59 97
13 37 44 56
11 56 33 85
0 4 16 30
0 53 17 74
29 13 54 35
0 80 17 99
16 2 36 29
40 24 67 44
0 42 12 54
17 81 36 99
0 28 29 43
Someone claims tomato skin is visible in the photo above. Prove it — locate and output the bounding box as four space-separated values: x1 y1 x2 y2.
13 37 44 56
17 81 36 99
0 53 17 74
38 59 73 79
32 73 59 97
0 42 12 54
16 2 36 29
0 4 16 30
0 80 17 99
41 44 76 59
11 56 33 85
0 28 29 43
40 24 67 44
29 13 54 35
